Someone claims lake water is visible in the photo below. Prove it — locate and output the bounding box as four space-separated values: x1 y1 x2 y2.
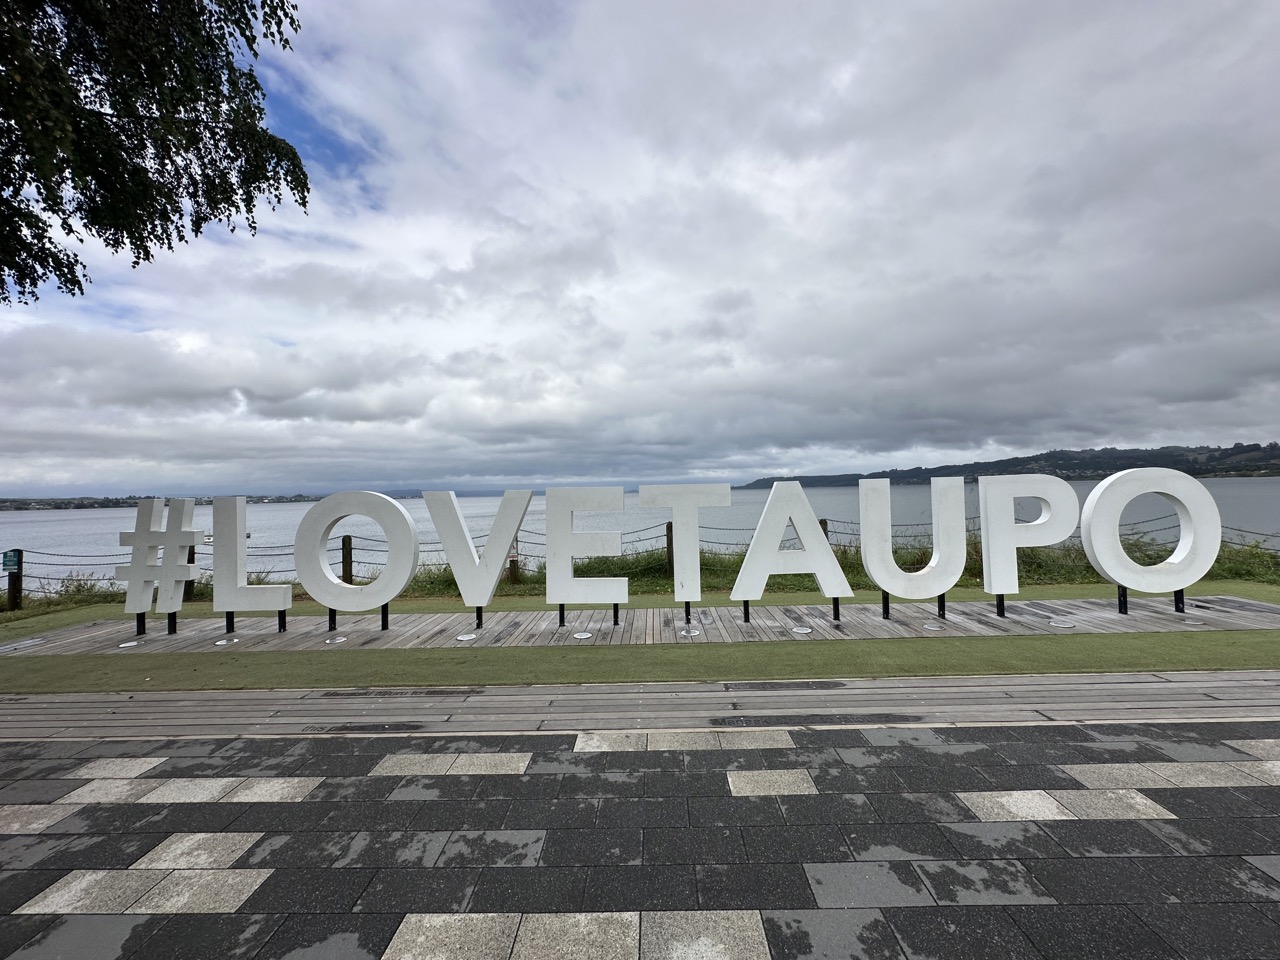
3 477 1278 589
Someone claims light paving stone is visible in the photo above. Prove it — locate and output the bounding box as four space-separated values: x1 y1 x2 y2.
15 869 170 914
640 910 770 960
648 732 721 752
512 912 639 960
383 913 521 960
1057 764 1177 789
717 731 796 750
727 769 817 797
64 757 167 779
370 755 457 776
130 833 263 870
1048 789 1176 820
135 777 245 803
1140 761 1268 787
0 804 81 834
58 778 164 804
124 868 272 913
218 776 324 802
448 753 532 776
576 733 648 753
1226 739 1280 760
1230 761 1280 786
957 790 1077 822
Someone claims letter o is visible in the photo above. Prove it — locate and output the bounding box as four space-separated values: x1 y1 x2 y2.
294 492 420 610
1080 469 1221 593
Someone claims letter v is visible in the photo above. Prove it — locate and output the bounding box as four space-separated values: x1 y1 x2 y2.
422 490 533 607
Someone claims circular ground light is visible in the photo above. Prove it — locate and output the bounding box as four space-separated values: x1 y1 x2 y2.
573 632 593 640
1181 618 1206 625
680 629 701 637
214 638 240 646
923 623 945 631
1048 620 1076 628
325 637 347 644
455 634 477 642
118 640 142 648
791 626 813 635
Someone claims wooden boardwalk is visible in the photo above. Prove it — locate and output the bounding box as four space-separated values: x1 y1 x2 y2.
4 594 1279 658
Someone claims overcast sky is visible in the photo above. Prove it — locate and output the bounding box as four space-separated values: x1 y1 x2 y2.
3 0 1279 496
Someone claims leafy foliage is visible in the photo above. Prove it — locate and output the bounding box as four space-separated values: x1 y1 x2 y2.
0 0 309 303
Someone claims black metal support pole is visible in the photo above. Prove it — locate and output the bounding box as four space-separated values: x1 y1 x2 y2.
225 612 235 634
166 612 177 635
381 603 389 631
476 606 483 629
613 603 619 626
937 594 946 619
743 600 750 623
684 601 691 625
558 604 565 627
1174 589 1185 614
328 608 337 631
136 613 146 636
5 548 22 612
1118 585 1129 615
996 594 1006 618
881 591 890 620
277 610 287 633
832 597 840 621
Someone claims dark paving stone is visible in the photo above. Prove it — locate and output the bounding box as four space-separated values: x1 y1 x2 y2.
583 864 699 911
253 913 403 960
303 776 399 802
810 767 908 794
1131 903 1280 959
1138 855 1280 902
539 828 641 866
330 830 449 868
939 822 1069 859
1039 820 1178 857
126 914 284 960
34 832 166 869
145 756 299 778
1144 818 1280 856
867 792 977 823
1008 725 1094 743
843 823 960 861
5 915 169 960
761 908 906 960
467 865 586 912
437 829 545 867
883 905 1042 960
502 798 599 829
1232 786 1280 815
0 870 67 913
779 793 877 825
291 755 381 777
0 779 87 803
697 863 817 909
386 775 480 801
226 802 335 833
742 824 852 863
934 726 1027 744
0 835 73 870
238 868 376 913
1144 740 1259 762
836 747 927 767
990 742 1093 765
419 737 505 754
1024 857 1176 904
210 738 301 759
975 764 1085 791
0 742 95 761
915 859 1055 905
644 826 745 864
286 738 392 758
643 772 729 797
892 766 994 792
760 748 844 769
500 734 577 752
320 800 423 831
1005 904 1179 959
687 795 784 827
558 772 644 798
862 729 950 747
524 751 609 774
789 730 872 749
805 861 935 908
597 797 688 828
1140 787 1274 818
413 799 511 830
684 750 765 772
1068 741 1172 763
473 775 561 800
604 750 685 772
64 741 161 758
234 832 359 868
354 868 479 912
0 916 58 958
913 744 1010 766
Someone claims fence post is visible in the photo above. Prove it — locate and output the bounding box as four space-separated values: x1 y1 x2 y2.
341 535 354 584
665 522 674 577
820 518 829 541
182 545 196 602
3 549 21 612
508 537 520 584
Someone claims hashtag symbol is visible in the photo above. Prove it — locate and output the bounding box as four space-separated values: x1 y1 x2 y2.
115 499 200 614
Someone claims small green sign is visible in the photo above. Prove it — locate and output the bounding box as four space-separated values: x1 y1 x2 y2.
2 550 18 573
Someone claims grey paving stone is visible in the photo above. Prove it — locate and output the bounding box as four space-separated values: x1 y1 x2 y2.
219 776 323 803
330 830 450 867
1130 903 1280 959
383 913 519 960
137 777 245 803
957 789 1076 821
884 905 1042 960
741 824 852 863
467 865 587 912
510 911 638 960
0 804 81 834
58 778 166 804
3 915 169 960
940 822 1069 859
354 867 479 913
1005 904 1180 960
1049 788 1176 820
761 908 906 960
130 832 262 869
576 733 647 752
1057 763 1178 788
64 757 166 780
252 913 402 960
717 731 795 750
1142 761 1269 787
448 753 532 776
583 865 699 911
437 830 545 867
697 863 817 909
237 866 376 913
640 909 770 960
915 859 1056 905
805 860 935 908
1231 761 1280 785
647 732 719 751
126 913 286 960
15 868 169 914
124 868 272 913
1227 738 1280 760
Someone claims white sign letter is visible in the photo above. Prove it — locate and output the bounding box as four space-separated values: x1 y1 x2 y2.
979 475 1080 595
860 478 967 599
423 489 533 607
731 481 852 601
1081 468 1221 592
545 487 628 604
638 483 732 601
212 497 291 612
293 492 419 611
